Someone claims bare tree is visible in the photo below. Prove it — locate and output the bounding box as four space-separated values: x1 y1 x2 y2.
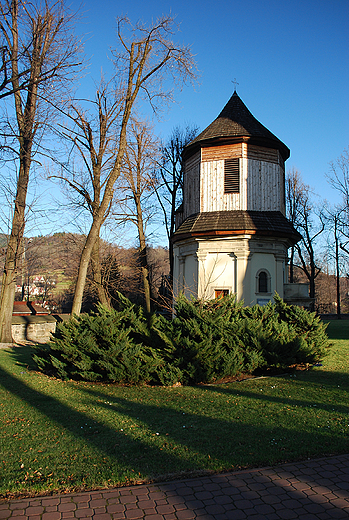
0 0 81 342
67 15 196 316
155 125 198 287
285 168 304 283
118 119 159 313
327 148 349 255
53 82 123 307
286 168 324 309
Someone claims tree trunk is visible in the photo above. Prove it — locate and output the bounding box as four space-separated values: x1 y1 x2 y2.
91 237 110 307
335 217 341 319
71 222 101 315
0 272 16 343
136 199 151 314
139 238 151 314
0 159 30 342
289 245 295 283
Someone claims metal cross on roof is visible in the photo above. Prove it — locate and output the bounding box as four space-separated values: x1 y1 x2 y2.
232 78 239 92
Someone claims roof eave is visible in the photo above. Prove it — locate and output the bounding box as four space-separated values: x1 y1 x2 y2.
172 228 301 245
183 135 290 162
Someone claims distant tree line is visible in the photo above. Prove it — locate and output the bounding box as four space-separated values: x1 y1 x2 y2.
286 149 349 317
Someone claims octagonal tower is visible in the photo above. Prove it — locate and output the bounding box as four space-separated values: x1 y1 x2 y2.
172 91 300 305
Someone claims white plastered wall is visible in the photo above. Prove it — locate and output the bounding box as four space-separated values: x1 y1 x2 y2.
173 236 289 305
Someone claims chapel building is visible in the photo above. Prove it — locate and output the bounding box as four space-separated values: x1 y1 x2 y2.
172 90 301 305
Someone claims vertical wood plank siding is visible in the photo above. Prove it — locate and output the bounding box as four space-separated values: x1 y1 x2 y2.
183 151 201 219
184 145 285 217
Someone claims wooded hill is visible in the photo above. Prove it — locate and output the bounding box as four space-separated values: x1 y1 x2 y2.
0 233 169 313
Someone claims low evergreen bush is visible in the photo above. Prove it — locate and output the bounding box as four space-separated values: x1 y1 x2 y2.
33 292 331 385
33 296 167 384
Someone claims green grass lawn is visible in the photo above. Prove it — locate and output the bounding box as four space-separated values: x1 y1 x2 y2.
0 320 348 499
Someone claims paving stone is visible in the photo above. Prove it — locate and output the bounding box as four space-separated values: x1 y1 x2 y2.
193 491 213 500
102 490 121 499
282 498 304 509
205 504 227 515
10 502 29 511
333 490 349 499
325 493 342 500
214 495 234 506
211 514 229 520
143 509 157 517
261 494 282 505
26 506 45 515
148 493 166 501
240 490 261 500
166 496 186 506
326 510 349 519
112 513 126 520
178 499 204 509
311 494 332 504
124 510 144 519
107 503 125 514
277 508 300 519
75 508 95 517
41 512 62 520
58 503 76 512
305 502 329 514
94 507 107 515
135 500 156 509
119 496 138 505
328 498 349 508
297 515 322 520
142 515 165 520
233 499 255 510
155 505 175 515
249 514 278 520
252 503 277 515
174 510 197 520
220 510 247 519
124 503 138 511
154 499 169 506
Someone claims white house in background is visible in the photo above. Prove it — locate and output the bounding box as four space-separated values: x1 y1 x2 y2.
172 90 301 306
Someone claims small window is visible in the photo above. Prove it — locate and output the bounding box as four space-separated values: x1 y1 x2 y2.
215 289 229 299
224 158 240 193
258 271 268 293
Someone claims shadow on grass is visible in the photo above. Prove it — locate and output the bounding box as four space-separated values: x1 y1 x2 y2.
323 319 349 340
0 358 202 479
198 370 349 416
2 345 348 493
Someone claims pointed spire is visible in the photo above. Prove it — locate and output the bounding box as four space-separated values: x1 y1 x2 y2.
185 91 290 161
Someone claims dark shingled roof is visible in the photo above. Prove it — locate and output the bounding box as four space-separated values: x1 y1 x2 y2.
184 92 290 161
172 211 301 244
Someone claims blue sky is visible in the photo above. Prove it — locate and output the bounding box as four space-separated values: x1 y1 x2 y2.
72 0 348 211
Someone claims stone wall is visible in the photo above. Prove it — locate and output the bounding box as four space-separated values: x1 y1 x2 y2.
12 315 57 343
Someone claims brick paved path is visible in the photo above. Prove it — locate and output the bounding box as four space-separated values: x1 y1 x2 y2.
1 454 348 519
